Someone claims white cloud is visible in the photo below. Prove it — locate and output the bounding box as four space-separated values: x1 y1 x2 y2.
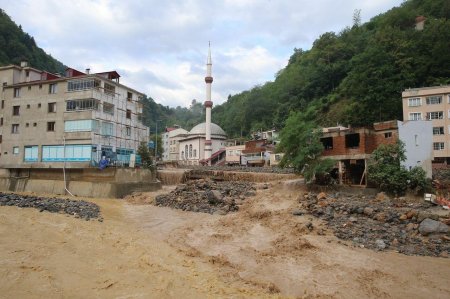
0 0 404 107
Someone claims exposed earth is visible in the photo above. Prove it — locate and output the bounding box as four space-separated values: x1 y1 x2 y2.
1 177 449 298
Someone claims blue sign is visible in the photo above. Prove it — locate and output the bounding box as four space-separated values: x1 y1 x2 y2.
148 141 155 149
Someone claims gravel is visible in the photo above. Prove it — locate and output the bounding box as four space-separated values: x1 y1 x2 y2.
155 179 256 214
0 192 102 221
300 192 450 257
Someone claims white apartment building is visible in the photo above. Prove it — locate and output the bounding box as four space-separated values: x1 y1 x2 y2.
0 62 149 168
402 85 450 163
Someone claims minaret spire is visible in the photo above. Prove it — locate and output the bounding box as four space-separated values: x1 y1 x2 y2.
204 42 213 165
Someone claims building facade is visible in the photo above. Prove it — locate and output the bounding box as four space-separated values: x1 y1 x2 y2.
161 126 188 161
0 62 149 168
402 85 450 164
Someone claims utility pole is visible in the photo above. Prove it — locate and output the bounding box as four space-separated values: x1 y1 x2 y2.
155 120 162 160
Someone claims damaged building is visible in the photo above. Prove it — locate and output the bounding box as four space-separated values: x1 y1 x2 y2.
320 121 399 186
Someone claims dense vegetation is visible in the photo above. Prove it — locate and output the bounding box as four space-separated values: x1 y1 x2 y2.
0 9 65 73
213 0 450 137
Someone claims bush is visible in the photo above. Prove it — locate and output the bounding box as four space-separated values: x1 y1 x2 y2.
368 141 431 196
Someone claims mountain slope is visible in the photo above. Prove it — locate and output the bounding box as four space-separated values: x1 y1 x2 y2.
213 0 450 137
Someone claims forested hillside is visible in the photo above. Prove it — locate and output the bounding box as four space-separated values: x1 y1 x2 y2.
0 9 65 73
213 0 450 137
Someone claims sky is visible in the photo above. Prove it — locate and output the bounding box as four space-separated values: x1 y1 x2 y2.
1 0 404 108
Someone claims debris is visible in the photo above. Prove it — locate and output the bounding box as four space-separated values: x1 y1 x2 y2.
301 191 450 257
155 179 255 214
0 193 101 220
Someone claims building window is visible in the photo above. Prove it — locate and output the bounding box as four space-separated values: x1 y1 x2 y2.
42 144 91 162
426 96 442 105
1 100 4 109
185 145 188 159
47 122 55 132
65 120 97 132
28 86 31 90
101 122 114 136
345 133 360 148
408 98 421 107
189 144 192 158
433 142 445 151
433 127 445 135
384 132 392 138
103 103 114 115
104 83 115 95
39 84 42 89
193 149 197 157
13 146 19 155
26 104 30 109
127 92 132 101
11 124 19 134
48 83 57 94
24 146 39 162
126 109 131 119
0 135 2 143
48 102 56 113
0 117 2 126
12 105 20 116
66 99 99 111
25 70 29 77
38 103 41 108
426 111 443 120
26 123 29 127
67 79 100 92
13 88 20 98
409 112 422 121
126 126 131 136
33 122 37 127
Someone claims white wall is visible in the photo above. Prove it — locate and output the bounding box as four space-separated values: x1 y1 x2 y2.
397 120 433 178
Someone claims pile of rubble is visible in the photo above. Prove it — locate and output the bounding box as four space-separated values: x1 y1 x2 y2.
155 179 256 214
298 192 449 257
0 192 101 221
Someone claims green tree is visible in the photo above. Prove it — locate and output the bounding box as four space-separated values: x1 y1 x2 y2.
278 112 334 182
368 140 431 196
137 142 153 169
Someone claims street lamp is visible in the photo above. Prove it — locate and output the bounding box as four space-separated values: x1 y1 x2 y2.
155 119 162 160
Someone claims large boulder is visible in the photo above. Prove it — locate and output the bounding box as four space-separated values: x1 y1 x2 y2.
418 218 449 236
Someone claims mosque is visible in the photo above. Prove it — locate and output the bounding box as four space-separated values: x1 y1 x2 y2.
161 44 229 166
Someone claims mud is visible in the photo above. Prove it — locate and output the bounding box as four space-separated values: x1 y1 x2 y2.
1 181 450 298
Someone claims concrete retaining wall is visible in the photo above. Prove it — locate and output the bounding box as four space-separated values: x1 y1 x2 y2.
157 169 299 185
0 168 161 198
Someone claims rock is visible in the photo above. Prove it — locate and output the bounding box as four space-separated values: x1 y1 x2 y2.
399 214 408 221
391 238 399 246
374 212 387 222
317 192 327 200
418 218 449 236
363 207 374 216
349 216 358 223
439 251 449 258
292 209 304 216
306 222 314 231
376 192 387 201
406 223 418 231
406 210 418 219
375 239 386 250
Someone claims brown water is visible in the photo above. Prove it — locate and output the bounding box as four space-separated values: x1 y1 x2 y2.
1 182 450 298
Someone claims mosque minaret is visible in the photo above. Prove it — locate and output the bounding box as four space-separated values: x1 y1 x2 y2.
204 42 213 165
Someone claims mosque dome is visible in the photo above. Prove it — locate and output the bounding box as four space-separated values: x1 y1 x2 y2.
189 122 226 137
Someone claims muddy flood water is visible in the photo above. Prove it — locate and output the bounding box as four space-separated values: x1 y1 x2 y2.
1 181 450 298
